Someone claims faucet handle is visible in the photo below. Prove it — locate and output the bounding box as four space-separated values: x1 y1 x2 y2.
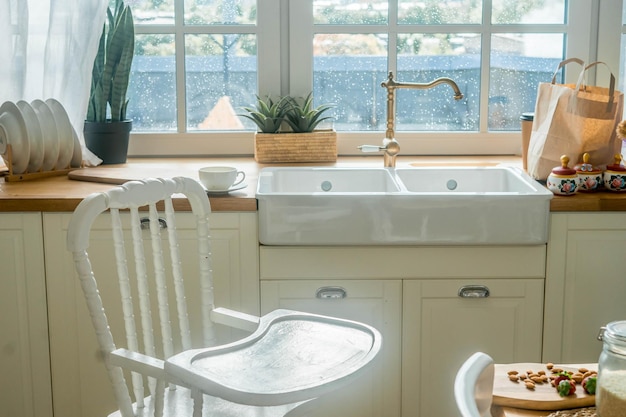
358 145 384 153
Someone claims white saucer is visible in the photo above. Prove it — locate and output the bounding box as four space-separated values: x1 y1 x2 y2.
206 182 247 195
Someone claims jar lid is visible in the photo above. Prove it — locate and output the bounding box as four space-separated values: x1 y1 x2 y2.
552 155 576 176
607 154 626 172
520 112 534 121
604 321 626 344
575 153 601 174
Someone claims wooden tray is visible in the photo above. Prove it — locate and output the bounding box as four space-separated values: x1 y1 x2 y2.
493 363 597 411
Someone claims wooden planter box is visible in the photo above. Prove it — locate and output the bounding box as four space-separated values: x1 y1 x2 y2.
254 129 337 163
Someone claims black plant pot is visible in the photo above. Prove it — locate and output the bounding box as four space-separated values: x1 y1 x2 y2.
84 120 132 164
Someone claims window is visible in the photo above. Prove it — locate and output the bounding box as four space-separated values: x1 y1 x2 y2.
127 0 623 157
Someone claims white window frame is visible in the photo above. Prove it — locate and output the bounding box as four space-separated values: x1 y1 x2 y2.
129 0 623 157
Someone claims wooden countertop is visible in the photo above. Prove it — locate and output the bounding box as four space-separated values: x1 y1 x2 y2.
2 155 626 212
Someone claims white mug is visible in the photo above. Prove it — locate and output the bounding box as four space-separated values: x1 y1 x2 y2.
199 166 246 191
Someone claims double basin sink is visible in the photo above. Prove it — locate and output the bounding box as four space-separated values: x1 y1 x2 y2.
256 166 552 245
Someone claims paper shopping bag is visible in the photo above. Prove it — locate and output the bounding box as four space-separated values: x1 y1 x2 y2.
527 60 624 181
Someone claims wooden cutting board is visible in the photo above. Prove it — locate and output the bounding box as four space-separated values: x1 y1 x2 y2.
68 165 202 185
492 363 597 411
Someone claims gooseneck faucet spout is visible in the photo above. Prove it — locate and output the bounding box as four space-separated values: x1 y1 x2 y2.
359 71 464 168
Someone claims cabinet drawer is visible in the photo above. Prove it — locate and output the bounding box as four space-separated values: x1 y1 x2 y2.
260 245 547 279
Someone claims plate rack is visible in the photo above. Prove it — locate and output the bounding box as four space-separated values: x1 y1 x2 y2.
2 144 77 182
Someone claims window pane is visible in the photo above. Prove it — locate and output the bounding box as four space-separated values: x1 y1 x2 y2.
185 34 257 131
128 34 177 131
489 33 563 131
184 0 257 25
123 0 175 24
397 33 477 131
398 0 482 25
314 1 387 25
492 0 565 25
314 34 388 131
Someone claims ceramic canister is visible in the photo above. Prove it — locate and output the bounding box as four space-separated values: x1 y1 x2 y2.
575 153 602 192
603 154 626 192
547 155 578 196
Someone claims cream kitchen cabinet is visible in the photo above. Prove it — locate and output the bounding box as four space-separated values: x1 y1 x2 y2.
260 246 403 417
259 244 546 417
42 211 260 417
0 213 53 417
543 212 626 363
400 246 545 417
403 278 544 417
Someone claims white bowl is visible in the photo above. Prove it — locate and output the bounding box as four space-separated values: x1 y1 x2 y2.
0 101 30 174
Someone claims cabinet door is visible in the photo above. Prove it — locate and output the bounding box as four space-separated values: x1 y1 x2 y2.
403 279 544 417
0 213 53 417
261 279 402 417
43 212 259 417
544 213 626 362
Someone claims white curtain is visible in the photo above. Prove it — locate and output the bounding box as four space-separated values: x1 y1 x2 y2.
0 0 109 166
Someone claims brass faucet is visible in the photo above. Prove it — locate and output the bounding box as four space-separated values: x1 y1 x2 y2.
359 71 464 167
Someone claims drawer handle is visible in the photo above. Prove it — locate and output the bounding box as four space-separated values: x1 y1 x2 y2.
458 285 490 298
316 286 347 299
140 217 167 230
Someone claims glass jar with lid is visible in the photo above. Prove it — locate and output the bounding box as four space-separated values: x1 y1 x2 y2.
597 320 626 417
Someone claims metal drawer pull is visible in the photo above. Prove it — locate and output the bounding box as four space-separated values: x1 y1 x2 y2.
458 285 490 298
140 217 167 230
316 286 347 299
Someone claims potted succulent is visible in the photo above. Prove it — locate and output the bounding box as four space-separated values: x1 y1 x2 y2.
240 95 290 134
242 93 337 163
83 0 135 164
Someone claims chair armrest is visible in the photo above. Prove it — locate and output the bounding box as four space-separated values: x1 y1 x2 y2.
211 307 260 332
109 348 166 379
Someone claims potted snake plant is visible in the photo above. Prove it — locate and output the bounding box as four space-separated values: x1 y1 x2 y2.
84 0 135 164
242 93 337 163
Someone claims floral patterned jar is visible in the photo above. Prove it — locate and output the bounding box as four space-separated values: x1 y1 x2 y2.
575 153 603 192
547 155 578 196
603 154 626 192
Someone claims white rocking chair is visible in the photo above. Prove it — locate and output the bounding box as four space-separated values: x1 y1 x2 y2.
66 177 381 417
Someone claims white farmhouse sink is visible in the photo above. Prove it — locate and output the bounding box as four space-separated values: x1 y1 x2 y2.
256 166 552 246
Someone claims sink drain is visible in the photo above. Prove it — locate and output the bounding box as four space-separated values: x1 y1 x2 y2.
321 180 333 191
446 179 458 190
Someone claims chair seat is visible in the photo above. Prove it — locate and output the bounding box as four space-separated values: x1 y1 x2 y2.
166 309 380 406
107 387 314 417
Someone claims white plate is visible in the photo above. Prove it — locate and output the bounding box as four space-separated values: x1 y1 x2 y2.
17 100 44 173
70 125 82 167
0 101 30 174
46 98 74 170
31 99 59 171
205 182 248 195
